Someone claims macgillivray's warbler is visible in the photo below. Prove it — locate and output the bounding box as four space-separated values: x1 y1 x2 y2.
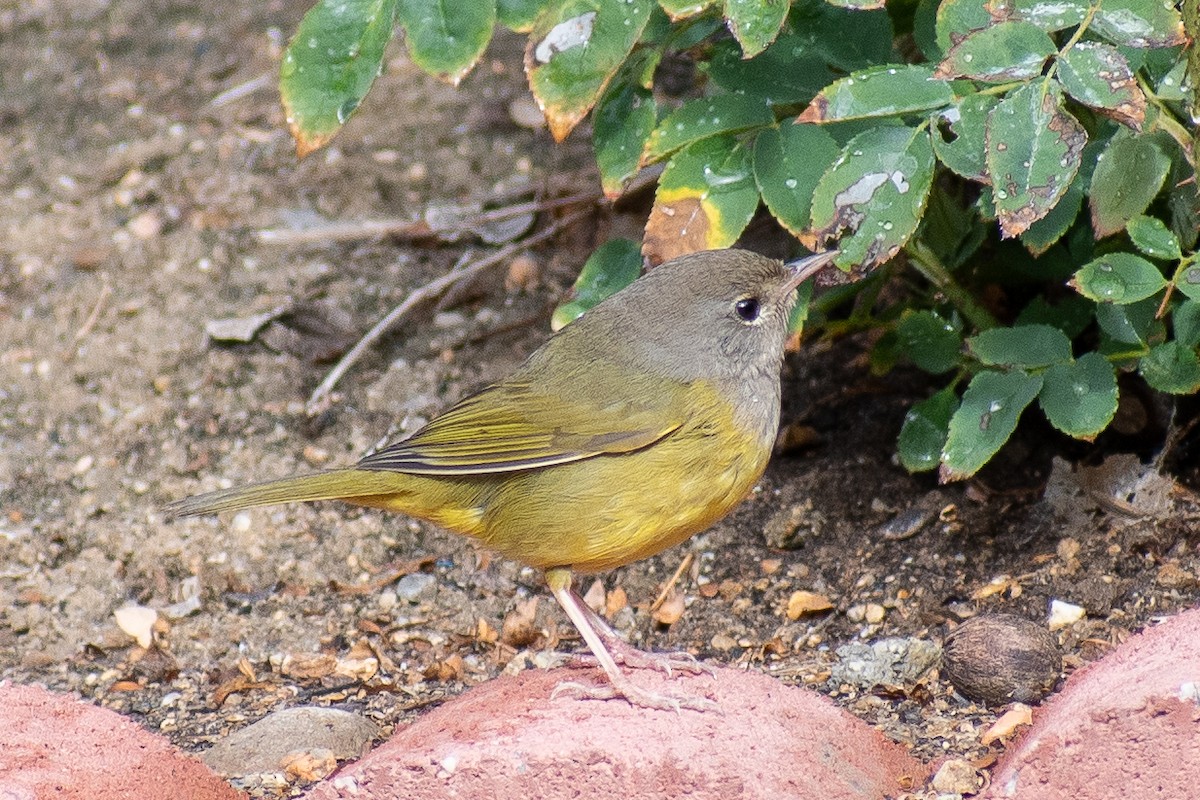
165 248 837 711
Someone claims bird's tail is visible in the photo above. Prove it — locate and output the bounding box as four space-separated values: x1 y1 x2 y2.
162 469 407 519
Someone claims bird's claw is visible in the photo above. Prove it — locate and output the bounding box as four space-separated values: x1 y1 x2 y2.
551 679 718 713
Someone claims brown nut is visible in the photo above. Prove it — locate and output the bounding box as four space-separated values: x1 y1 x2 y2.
942 613 1061 706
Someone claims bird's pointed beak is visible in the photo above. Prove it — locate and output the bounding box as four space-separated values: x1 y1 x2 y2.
781 250 838 296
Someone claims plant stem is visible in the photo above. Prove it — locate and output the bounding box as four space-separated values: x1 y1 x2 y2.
905 240 998 331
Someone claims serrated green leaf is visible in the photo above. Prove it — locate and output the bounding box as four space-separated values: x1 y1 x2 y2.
935 21 1056 82
1140 341 1200 393
280 0 399 158
1039 352 1119 439
1173 300 1200 348
1089 134 1171 238
932 94 998 182
968 324 1073 368
753 124 841 245
1177 266 1200 301
896 310 963 374
498 0 548 31
809 126 936 271
1016 295 1095 338
988 0 1089 31
658 0 713 19
1071 252 1167 303
797 3 894 72
941 369 1043 480
986 82 1087 238
643 136 760 264
1092 0 1187 48
550 238 643 331
1094 296 1162 345
824 0 885 10
723 0 790 57
1127 215 1182 260
1020 177 1084 256
899 387 959 472
593 80 656 198
797 65 955 123
643 94 774 165
936 0 993 53
526 0 654 141
399 0 494 85
708 34 831 106
1056 42 1145 129
1155 56 1189 101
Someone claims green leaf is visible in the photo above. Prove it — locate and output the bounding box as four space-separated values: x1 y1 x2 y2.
1016 295 1095 338
1089 134 1171 238
1020 177 1084 256
593 80 657 198
1176 265 1200 301
797 65 955 123
1039 352 1119 439
934 21 1056 82
809 125 936 271
643 94 775 165
550 238 643 330
708 34 831 106
1173 300 1200 348
936 0 992 53
897 311 960 376
723 0 790 57
932 94 998 182
1139 342 1200 394
1092 0 1187 48
896 310 963 374
399 0 494 85
1071 253 1167 303
1127 215 1182 261
989 0 1089 31
1095 296 1161 345
968 324 1073 368
1056 42 1145 129
280 0 399 158
942 369 1043 480
658 0 713 19
986 82 1087 238
498 0 550 31
753 124 841 245
526 0 654 141
788 280 815 333
643 136 760 264
796 3 894 73
898 387 959 472
1155 56 1189 101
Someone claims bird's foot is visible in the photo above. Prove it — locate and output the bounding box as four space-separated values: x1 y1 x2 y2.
570 634 715 678
551 678 718 713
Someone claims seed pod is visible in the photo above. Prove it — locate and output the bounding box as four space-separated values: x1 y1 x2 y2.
942 614 1061 706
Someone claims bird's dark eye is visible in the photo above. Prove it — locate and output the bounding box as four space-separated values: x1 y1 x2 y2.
734 297 762 323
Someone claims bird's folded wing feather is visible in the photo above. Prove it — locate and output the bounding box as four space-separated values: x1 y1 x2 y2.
355 381 683 474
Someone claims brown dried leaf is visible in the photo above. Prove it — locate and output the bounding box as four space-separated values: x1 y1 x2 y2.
280 652 337 679
501 597 542 648
981 703 1033 745
786 590 834 620
604 585 628 618
651 590 686 626
281 748 337 782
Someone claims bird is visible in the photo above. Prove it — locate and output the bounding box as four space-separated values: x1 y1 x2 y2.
165 247 836 711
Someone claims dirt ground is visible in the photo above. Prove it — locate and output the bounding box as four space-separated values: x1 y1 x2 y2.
3 1 1199 797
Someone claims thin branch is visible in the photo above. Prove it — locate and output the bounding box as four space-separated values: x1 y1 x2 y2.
257 191 598 246
305 208 592 417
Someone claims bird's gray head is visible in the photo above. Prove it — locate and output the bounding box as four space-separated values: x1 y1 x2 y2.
564 249 831 384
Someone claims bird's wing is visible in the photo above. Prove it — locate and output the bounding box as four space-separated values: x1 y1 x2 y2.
355 379 683 475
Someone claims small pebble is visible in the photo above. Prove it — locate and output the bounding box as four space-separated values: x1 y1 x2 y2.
508 95 546 130
394 572 437 602
931 759 983 794
1047 599 1085 629
128 210 162 239
231 512 252 534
